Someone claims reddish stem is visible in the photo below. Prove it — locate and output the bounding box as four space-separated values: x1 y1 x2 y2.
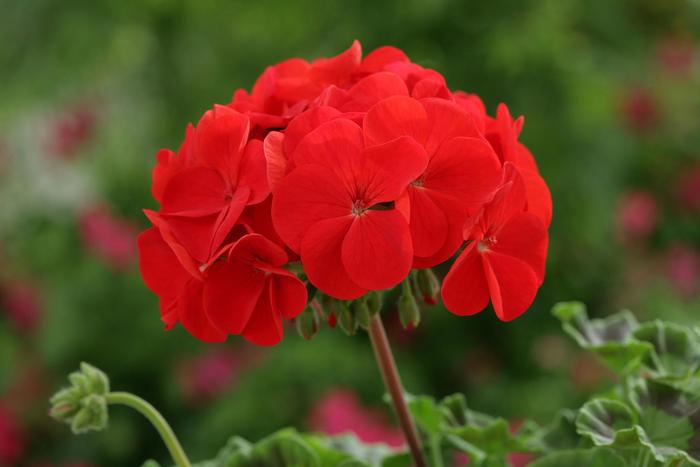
368 314 427 467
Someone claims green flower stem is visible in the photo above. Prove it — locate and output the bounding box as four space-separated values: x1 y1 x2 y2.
104 391 192 467
368 314 427 467
429 435 445 467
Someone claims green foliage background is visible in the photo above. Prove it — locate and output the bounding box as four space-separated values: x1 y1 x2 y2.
0 0 699 465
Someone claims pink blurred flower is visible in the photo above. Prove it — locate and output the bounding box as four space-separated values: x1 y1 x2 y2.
616 190 659 241
1 280 42 334
620 87 658 133
46 105 96 159
674 165 700 212
0 404 24 466
665 244 700 298
175 348 257 403
308 389 405 448
656 38 695 76
78 205 137 270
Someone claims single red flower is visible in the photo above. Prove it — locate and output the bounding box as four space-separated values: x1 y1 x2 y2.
272 117 428 299
139 212 306 344
363 96 503 268
154 105 269 263
441 166 548 320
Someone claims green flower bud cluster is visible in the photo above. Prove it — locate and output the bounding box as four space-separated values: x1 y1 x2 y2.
49 362 110 434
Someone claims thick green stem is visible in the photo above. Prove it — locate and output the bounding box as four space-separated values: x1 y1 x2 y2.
430 435 445 467
105 391 192 467
368 314 427 467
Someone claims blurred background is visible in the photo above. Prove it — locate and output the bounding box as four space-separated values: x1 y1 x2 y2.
1 0 699 465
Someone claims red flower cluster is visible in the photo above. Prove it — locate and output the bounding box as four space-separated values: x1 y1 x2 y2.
139 41 551 344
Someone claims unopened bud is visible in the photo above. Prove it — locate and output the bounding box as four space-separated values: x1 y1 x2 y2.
337 301 357 336
353 298 372 330
398 280 421 329
296 305 319 340
50 362 110 434
416 268 440 305
366 290 383 315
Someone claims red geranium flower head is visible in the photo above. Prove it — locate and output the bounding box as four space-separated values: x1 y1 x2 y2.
272 117 428 299
441 165 548 321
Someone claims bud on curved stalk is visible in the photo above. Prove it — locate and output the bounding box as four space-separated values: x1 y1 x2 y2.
398 278 421 329
296 305 319 340
416 269 440 305
50 363 192 467
354 298 373 330
49 362 110 434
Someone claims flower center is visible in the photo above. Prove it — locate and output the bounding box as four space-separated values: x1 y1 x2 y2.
477 236 497 252
351 200 367 216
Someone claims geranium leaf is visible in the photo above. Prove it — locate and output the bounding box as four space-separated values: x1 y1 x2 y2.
633 321 700 378
552 302 651 374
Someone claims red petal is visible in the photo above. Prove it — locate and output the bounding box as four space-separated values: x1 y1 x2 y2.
263 131 287 193
203 258 266 334
270 273 308 320
301 216 367 299
143 210 203 278
424 136 502 209
342 72 409 111
407 187 448 257
492 212 548 283
209 187 250 257
421 99 480 156
137 227 189 297
292 119 364 177
229 233 288 267
310 40 362 86
482 251 540 321
412 78 451 99
272 163 352 252
284 106 342 156
476 164 528 237
361 136 428 206
179 279 227 343
342 210 412 290
412 196 467 269
242 280 284 346
441 243 490 316
157 212 220 264
362 96 428 147
237 139 269 204
195 105 250 180
359 46 409 75
160 167 227 216
516 143 552 227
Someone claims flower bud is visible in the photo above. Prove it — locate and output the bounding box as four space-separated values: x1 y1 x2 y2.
353 298 372 330
337 301 357 336
366 290 383 315
49 362 110 434
416 268 440 305
398 280 421 329
296 305 319 340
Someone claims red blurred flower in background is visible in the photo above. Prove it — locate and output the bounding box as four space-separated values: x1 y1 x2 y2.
674 165 700 213
0 404 24 466
616 190 659 241
665 244 700 298
79 205 138 270
620 86 658 133
1 280 42 334
46 104 96 159
308 389 404 448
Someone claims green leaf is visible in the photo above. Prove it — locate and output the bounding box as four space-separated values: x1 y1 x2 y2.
576 399 637 445
406 395 444 435
379 453 412 467
552 302 652 373
633 321 700 378
529 448 627 467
